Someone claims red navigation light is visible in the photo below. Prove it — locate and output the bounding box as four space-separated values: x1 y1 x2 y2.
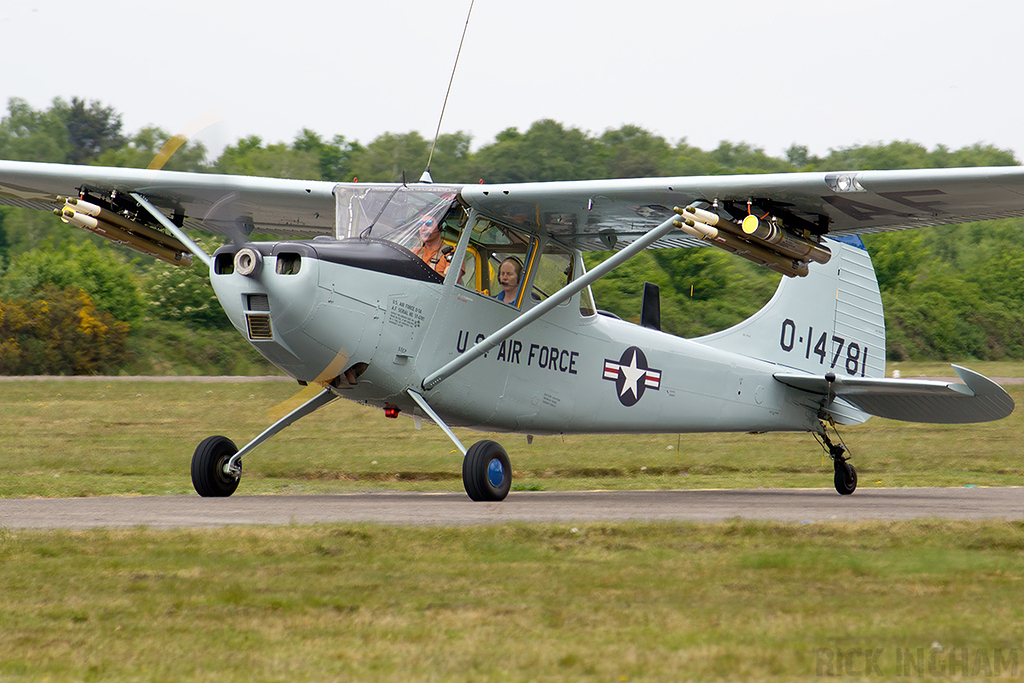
384 404 400 419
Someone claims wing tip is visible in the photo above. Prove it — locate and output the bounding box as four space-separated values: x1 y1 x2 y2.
951 364 1015 421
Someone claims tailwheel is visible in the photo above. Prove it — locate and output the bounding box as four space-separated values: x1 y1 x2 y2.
462 440 512 501
820 428 857 495
191 435 241 497
834 459 857 495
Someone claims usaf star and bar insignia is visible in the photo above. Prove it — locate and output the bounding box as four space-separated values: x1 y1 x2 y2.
602 346 662 406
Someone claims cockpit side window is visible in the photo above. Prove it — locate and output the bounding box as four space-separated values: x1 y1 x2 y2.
528 241 573 304
522 239 596 315
454 218 595 314
460 217 536 307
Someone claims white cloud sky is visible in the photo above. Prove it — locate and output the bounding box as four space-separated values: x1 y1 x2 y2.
2 0 1022 165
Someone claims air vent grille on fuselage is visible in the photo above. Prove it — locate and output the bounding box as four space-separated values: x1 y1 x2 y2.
246 314 273 340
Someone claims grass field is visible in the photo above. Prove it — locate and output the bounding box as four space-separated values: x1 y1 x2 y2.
1 362 1022 498
1 364 1022 681
1 522 1022 681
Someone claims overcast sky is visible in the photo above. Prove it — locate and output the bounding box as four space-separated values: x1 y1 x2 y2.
2 0 1022 165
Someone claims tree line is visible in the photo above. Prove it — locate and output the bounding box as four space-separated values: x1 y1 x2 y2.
0 97 1022 374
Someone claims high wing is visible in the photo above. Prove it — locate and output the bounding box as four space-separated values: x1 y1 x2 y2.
2 161 1023 250
461 166 1024 251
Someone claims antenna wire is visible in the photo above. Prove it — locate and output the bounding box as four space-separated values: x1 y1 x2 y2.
426 0 476 173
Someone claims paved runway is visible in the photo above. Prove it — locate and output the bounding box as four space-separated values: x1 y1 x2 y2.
1 487 1021 530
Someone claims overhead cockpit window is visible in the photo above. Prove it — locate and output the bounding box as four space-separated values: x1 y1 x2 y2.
472 218 517 247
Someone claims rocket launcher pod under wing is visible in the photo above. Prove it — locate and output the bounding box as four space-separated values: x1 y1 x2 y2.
673 206 811 277
57 200 193 267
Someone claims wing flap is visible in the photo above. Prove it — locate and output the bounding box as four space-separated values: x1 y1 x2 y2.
774 365 1014 423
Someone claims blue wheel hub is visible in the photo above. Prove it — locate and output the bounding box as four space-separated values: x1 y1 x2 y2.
487 457 505 488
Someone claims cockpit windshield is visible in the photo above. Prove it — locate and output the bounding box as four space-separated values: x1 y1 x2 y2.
333 183 463 245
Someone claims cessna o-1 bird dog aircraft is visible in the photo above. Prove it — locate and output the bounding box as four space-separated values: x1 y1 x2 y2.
0 159 1021 499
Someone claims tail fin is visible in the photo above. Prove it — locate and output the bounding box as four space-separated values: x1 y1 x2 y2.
696 236 885 379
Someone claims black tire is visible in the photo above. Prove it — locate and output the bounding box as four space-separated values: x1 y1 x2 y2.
462 440 512 502
191 435 241 497
834 462 857 495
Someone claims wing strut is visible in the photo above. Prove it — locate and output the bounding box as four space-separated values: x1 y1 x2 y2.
131 192 213 268
421 214 680 390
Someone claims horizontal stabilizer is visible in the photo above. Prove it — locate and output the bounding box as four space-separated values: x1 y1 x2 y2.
774 365 1014 424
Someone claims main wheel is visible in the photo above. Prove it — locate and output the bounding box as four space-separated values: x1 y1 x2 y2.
191 435 241 497
462 440 512 501
834 462 857 495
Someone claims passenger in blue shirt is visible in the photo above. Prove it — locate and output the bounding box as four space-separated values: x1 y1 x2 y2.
494 257 523 305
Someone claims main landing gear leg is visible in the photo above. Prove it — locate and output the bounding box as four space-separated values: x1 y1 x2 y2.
191 387 337 497
820 428 857 496
407 390 512 502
